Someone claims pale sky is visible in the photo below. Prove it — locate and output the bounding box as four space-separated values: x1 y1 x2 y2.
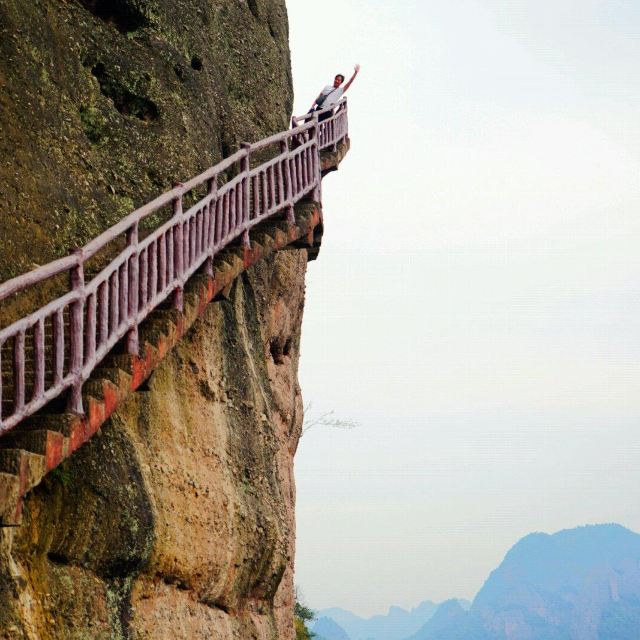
288 0 640 617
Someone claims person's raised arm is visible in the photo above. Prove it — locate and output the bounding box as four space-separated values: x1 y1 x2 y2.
342 64 361 93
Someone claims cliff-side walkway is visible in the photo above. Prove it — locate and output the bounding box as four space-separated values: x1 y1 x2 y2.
0 102 350 525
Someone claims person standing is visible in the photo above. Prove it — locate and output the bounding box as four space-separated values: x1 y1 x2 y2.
310 64 360 120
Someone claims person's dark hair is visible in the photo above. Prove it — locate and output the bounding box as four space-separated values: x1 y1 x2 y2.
335 74 345 82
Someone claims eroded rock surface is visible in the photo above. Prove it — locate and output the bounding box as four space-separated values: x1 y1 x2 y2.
0 249 307 639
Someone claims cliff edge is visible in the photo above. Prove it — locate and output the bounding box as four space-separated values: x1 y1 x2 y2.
0 1 307 638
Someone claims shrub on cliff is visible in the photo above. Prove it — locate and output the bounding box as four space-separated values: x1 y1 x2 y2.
295 601 316 639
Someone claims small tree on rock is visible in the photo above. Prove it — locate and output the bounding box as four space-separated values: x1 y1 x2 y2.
294 600 316 640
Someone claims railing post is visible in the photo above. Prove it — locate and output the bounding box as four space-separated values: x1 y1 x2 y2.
126 221 139 355
204 176 217 276
280 138 295 226
312 112 322 203
33 318 45 401
67 249 85 414
13 331 25 414
53 309 64 387
241 143 251 248
173 185 184 311
344 100 349 143
86 292 97 365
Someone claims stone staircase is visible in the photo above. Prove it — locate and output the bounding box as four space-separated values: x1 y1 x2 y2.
0 202 324 525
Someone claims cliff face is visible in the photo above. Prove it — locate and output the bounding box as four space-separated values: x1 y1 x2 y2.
0 1 307 639
0 249 307 639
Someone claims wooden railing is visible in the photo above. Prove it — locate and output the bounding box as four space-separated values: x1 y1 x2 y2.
0 100 349 434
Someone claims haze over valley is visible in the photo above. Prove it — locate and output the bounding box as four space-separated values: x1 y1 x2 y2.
312 525 640 640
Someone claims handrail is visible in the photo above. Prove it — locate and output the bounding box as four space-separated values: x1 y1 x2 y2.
0 99 349 434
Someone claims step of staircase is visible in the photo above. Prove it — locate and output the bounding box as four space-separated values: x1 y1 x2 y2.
0 449 46 525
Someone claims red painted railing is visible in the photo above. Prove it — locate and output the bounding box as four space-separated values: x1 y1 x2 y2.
0 100 348 434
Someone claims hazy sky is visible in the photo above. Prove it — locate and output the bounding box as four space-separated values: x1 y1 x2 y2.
287 0 640 617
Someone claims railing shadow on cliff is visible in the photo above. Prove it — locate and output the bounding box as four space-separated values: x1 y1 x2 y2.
0 99 349 437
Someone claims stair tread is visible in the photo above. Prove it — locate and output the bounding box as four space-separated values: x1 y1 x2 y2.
0 448 46 475
1 429 65 456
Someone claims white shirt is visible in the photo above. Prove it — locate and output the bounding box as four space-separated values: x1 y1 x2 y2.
319 84 344 109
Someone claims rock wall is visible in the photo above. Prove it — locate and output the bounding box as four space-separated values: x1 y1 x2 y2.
0 249 307 639
0 1 308 638
0 0 292 280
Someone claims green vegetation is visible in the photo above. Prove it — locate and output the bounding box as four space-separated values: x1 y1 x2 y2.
50 465 71 486
295 601 316 640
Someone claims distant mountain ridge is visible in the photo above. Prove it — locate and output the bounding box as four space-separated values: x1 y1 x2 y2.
404 524 640 640
404 599 490 640
315 524 640 640
313 616 351 640
314 600 439 640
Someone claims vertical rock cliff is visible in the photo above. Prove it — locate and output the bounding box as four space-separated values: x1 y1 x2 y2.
0 1 307 638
